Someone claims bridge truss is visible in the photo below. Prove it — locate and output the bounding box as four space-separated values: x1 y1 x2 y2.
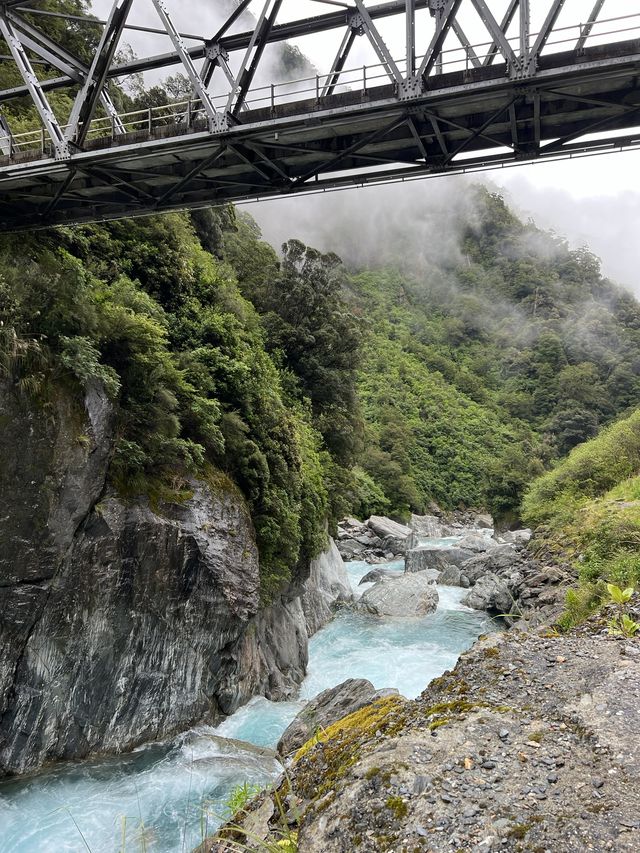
0 0 640 229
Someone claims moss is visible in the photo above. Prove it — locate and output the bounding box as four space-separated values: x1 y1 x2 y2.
527 731 544 743
364 766 380 780
483 646 500 658
385 795 408 819
292 696 407 799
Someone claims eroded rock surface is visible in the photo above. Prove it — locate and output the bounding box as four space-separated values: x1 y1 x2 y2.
0 381 343 776
357 572 438 617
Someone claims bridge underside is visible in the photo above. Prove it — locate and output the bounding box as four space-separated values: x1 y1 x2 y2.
2 38 640 231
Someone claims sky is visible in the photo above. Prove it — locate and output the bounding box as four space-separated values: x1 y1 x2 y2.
88 0 640 292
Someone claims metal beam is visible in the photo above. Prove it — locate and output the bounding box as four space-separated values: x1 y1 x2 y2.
65 0 132 146
151 0 220 130
576 0 606 51
471 0 520 74
321 27 357 97
406 0 416 76
5 10 125 133
0 111 12 156
452 20 482 69
483 0 519 67
528 0 567 72
354 0 404 86
520 0 530 65
228 0 283 117
418 0 464 80
0 12 68 158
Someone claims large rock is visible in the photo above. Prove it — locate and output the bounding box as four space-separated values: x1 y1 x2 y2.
366 516 412 554
500 528 533 546
436 564 470 587
357 572 439 617
302 538 352 636
359 568 401 585
405 546 474 573
461 572 513 613
0 381 311 776
456 531 500 553
277 678 382 757
410 514 445 538
335 537 367 560
461 545 521 584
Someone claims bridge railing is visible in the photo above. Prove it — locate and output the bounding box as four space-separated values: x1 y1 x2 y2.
2 11 640 162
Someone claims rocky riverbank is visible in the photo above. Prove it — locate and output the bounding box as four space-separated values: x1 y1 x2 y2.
206 599 640 852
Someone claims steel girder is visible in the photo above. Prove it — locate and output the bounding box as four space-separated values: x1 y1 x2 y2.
0 1 638 230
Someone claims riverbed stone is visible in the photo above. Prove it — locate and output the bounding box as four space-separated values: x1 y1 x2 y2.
357 572 439 617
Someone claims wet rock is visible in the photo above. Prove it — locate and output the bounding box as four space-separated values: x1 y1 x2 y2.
436 565 470 588
357 571 439 617
405 546 474 573
277 678 385 757
410 514 445 538
0 380 315 777
461 546 522 584
302 537 352 636
456 532 500 554
359 567 399 585
367 516 412 554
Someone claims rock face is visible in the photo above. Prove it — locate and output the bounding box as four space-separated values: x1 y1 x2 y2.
277 678 381 757
0 381 342 777
301 537 352 636
357 572 439 617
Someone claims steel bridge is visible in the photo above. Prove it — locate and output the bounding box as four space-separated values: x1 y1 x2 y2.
1 1 640 230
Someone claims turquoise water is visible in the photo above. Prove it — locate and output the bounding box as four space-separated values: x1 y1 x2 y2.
0 550 493 853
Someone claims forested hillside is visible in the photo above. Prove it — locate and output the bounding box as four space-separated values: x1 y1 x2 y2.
228 188 640 520
3 0 640 546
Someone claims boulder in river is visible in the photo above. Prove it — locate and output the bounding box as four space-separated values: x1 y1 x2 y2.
499 528 533 546
357 572 439 617
456 531 500 553
410 513 446 538
461 545 521 584
277 678 398 757
405 546 474 573
359 567 400 585
367 516 412 554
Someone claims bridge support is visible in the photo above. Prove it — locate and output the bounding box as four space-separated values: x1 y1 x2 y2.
0 12 69 159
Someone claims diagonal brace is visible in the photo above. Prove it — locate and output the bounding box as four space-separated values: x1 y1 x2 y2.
354 0 404 86
151 0 223 131
65 0 133 146
6 10 125 134
471 0 520 75
0 12 69 158
419 0 464 80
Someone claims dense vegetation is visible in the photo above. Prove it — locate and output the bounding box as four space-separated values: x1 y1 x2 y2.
522 409 640 627
3 3 640 600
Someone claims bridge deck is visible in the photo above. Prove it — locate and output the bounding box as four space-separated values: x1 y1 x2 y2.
1 37 640 231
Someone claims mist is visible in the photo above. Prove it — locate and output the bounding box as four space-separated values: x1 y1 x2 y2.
245 172 640 297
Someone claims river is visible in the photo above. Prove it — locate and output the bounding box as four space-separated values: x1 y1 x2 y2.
0 544 494 852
